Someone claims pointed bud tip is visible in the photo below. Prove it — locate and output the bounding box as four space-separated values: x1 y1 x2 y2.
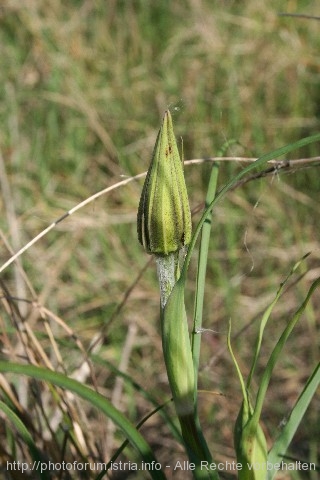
137 110 191 255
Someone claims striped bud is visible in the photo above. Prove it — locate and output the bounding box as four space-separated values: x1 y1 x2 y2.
137 110 192 255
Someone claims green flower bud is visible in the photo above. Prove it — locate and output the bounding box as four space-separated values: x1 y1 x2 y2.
234 401 268 480
137 110 192 255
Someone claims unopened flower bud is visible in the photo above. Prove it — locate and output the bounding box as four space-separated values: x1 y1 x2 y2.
137 110 192 255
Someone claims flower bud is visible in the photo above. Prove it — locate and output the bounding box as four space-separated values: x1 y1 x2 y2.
234 401 268 480
137 110 192 255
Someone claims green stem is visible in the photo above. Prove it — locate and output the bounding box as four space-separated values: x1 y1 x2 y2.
156 253 218 479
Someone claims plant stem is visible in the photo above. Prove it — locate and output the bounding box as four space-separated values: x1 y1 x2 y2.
155 253 179 308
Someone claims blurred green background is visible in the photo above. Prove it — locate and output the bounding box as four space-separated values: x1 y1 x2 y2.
0 1 319 479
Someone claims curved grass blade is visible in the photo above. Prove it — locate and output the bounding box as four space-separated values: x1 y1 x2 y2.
94 399 172 480
246 253 311 389
252 276 320 425
182 133 320 277
0 399 50 480
0 362 166 480
267 362 320 479
90 353 181 439
227 320 248 405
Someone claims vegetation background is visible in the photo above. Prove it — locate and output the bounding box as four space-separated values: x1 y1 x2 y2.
0 1 319 479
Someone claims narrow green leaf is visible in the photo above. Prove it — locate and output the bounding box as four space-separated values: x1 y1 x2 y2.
267 362 320 480
253 276 320 425
90 353 181 439
182 134 320 277
0 362 166 480
0 400 50 480
247 254 310 389
192 162 219 378
227 319 248 405
95 400 173 480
